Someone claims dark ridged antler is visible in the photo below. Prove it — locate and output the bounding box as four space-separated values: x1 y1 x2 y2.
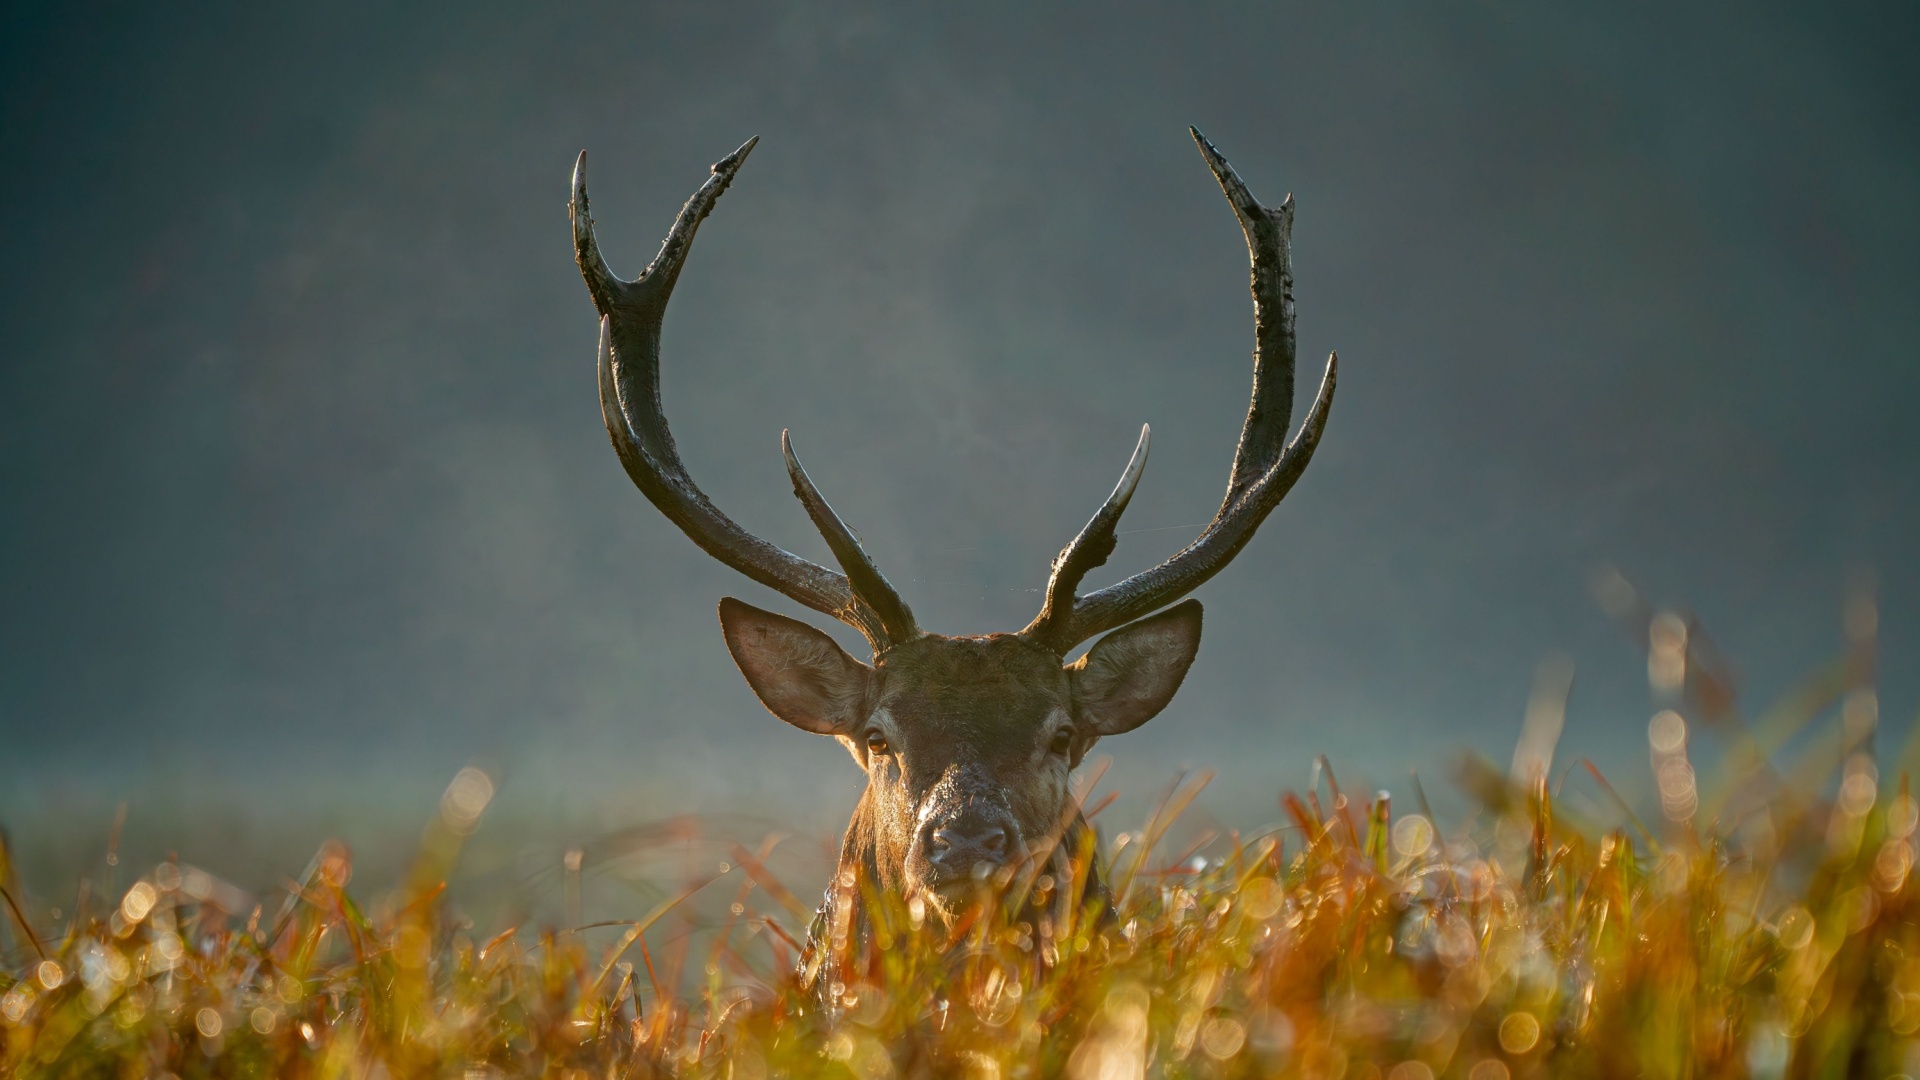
1021 128 1337 655
573 139 921 652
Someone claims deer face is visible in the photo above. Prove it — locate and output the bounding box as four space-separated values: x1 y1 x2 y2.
719 598 1201 916
568 128 1335 922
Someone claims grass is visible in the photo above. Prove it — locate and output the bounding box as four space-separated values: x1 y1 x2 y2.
3 592 1916 1078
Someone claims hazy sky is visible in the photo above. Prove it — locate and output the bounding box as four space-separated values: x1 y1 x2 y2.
3 2 1917 859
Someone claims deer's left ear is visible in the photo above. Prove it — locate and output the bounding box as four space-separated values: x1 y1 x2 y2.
1067 599 1203 736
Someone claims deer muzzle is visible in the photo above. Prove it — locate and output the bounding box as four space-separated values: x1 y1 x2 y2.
910 767 1025 903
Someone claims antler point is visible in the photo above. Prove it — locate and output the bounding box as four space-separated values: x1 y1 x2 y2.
717 135 760 174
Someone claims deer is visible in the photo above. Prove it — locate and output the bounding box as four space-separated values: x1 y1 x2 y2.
568 129 1335 985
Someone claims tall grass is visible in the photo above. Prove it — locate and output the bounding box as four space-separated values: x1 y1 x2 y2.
3 584 1915 1078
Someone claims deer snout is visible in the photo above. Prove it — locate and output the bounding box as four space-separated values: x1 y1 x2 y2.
921 807 1018 886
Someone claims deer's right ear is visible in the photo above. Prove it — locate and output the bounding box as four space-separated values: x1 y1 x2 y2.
719 597 874 735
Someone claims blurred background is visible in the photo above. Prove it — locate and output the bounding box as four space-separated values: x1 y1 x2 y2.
2 2 1916 916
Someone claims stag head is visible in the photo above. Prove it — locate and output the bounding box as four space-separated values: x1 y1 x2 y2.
570 131 1335 923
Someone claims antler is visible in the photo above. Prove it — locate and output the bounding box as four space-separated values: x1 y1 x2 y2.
1022 128 1338 655
574 139 921 652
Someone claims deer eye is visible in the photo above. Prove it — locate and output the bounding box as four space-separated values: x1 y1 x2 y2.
865 731 890 755
1049 729 1074 756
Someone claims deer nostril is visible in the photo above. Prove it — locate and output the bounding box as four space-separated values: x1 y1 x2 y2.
977 825 1009 857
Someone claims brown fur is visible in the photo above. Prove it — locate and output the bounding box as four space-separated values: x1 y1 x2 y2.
718 598 1202 974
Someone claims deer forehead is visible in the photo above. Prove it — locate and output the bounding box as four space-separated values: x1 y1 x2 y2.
872 635 1071 730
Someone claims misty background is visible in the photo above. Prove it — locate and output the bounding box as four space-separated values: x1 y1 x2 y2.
2 2 1916 900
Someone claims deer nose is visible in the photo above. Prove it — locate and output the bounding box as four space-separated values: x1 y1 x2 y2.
931 823 1008 859
923 814 1014 882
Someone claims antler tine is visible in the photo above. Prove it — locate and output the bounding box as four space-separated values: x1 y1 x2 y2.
1026 130 1338 654
782 431 922 646
1191 127 1297 506
573 138 758 317
579 141 903 652
571 152 625 316
1020 425 1150 650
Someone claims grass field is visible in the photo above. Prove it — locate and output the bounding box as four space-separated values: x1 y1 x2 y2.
4 599 1916 1078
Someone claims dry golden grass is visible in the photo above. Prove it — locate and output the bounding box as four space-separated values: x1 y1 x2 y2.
4 591 1916 1078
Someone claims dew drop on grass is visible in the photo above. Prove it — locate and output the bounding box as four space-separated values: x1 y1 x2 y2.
1498 1012 1540 1054
1391 815 1433 858
1199 1016 1245 1059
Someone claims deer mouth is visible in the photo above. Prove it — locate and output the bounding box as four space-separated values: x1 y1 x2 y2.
912 866 1005 925
928 860 1008 898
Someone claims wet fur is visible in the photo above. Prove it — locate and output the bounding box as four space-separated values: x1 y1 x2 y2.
718 603 1201 992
